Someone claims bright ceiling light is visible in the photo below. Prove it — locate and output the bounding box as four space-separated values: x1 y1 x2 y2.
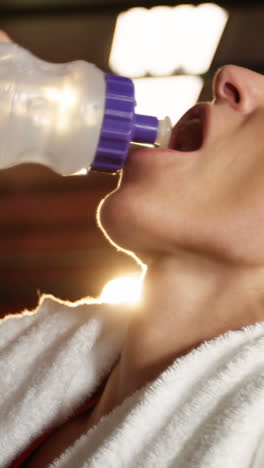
184 3 229 74
99 275 143 304
109 7 148 78
146 6 176 77
134 75 203 125
109 3 228 77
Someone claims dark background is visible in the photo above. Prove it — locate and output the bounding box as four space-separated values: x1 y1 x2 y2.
0 0 262 316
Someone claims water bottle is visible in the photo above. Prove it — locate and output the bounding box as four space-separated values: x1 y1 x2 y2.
0 42 172 175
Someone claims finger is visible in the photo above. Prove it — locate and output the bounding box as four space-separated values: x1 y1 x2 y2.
0 30 12 42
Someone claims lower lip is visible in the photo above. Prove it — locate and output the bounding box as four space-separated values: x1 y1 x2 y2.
126 147 178 165
123 146 198 176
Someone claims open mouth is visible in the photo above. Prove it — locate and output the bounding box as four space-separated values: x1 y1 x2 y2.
169 103 208 152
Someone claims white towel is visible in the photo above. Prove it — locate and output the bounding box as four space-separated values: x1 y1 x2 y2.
0 295 264 468
0 295 130 467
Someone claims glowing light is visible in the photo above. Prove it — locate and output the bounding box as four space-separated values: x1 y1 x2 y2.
109 7 148 78
99 275 143 304
44 85 78 132
109 3 228 77
183 3 229 74
134 75 203 125
44 86 77 107
44 87 61 101
147 6 179 77
72 167 88 176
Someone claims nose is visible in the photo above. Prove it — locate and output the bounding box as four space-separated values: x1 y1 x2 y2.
212 65 261 114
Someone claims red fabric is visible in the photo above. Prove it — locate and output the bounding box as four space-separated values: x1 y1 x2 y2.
9 381 106 468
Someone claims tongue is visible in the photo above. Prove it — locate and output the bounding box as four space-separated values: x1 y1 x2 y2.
175 118 203 152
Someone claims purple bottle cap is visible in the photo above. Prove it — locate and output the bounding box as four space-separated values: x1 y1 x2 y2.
91 73 159 172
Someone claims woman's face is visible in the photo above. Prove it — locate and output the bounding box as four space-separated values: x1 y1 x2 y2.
98 65 264 266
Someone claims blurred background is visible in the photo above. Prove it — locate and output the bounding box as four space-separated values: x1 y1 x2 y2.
0 0 261 316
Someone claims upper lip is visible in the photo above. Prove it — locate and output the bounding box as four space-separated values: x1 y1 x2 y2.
169 102 210 152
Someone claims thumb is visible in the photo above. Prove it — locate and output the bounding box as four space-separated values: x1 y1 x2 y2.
0 30 12 42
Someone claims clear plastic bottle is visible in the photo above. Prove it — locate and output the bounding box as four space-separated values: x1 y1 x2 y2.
0 42 172 175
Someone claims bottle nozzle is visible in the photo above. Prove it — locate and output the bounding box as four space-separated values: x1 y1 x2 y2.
132 114 172 149
155 116 172 149
132 114 158 145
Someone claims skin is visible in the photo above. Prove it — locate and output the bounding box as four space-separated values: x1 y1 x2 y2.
3 30 264 461
93 64 264 422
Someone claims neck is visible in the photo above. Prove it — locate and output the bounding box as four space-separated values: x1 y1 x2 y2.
91 251 264 424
